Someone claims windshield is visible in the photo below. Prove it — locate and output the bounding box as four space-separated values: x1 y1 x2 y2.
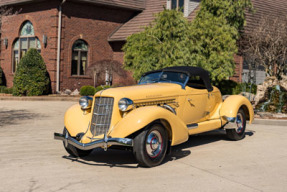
139 71 189 87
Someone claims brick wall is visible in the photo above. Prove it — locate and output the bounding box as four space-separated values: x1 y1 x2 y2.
0 1 137 93
60 2 136 91
0 0 59 90
230 55 243 82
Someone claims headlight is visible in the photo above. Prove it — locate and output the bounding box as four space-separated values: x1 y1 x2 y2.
79 96 93 110
118 98 134 112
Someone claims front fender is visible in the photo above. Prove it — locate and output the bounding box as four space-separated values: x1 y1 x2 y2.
108 106 189 146
220 95 254 124
64 104 92 136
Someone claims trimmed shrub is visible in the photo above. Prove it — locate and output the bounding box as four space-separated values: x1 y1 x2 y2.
80 85 112 96
13 49 50 96
80 86 96 96
95 85 111 93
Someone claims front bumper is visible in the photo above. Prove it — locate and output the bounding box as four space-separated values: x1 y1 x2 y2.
54 132 133 151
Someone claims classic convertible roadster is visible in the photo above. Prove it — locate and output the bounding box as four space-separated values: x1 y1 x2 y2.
54 66 254 167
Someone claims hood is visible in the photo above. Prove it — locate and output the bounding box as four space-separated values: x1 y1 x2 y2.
96 83 184 101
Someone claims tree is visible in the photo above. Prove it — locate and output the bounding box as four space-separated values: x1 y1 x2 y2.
123 1 252 81
240 15 287 80
189 0 252 81
123 9 192 80
13 49 50 96
199 0 253 32
189 12 238 81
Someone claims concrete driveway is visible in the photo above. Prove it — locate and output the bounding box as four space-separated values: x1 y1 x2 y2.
0 100 286 192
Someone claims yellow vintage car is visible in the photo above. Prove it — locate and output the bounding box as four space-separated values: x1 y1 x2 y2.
54 66 254 167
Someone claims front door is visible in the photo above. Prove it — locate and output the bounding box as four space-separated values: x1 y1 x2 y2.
181 87 209 124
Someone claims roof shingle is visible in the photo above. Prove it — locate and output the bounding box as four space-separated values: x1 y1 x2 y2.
109 0 199 41
0 0 146 10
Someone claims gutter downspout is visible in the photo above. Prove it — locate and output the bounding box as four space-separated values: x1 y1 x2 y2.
56 0 66 93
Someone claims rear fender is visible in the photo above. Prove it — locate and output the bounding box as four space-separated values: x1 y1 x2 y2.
108 106 189 146
64 104 92 136
220 95 254 124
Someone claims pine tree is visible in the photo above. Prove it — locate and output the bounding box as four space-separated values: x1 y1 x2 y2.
13 49 50 96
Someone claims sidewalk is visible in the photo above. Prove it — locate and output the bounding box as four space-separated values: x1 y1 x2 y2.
0 95 79 101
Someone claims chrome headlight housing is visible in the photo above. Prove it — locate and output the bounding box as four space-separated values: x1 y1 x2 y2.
79 96 93 110
118 98 134 112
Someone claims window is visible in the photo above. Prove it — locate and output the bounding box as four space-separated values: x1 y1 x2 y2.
171 0 184 12
12 21 41 73
71 40 88 76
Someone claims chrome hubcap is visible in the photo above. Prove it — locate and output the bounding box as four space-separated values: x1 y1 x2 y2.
236 113 244 133
146 130 163 158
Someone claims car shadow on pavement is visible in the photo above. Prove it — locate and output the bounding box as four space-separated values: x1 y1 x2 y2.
0 109 44 127
62 148 139 168
62 129 255 168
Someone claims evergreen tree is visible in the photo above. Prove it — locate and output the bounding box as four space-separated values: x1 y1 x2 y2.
189 12 238 81
13 49 50 96
189 0 252 81
123 9 192 80
123 1 252 81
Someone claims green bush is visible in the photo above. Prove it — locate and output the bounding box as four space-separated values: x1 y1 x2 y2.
80 86 96 96
213 80 238 95
80 85 112 96
0 86 6 93
95 85 111 93
13 49 50 96
0 86 13 94
232 83 257 95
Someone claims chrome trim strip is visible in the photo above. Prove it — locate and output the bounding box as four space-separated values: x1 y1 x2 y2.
187 123 198 129
54 133 133 151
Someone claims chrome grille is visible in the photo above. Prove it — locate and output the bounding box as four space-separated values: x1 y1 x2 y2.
90 97 114 136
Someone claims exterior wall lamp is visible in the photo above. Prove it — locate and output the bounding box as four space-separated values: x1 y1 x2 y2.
43 35 47 48
3 38 8 49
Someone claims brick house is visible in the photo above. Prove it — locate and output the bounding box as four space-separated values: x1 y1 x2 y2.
0 0 284 93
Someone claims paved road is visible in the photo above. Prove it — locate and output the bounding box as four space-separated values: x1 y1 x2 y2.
0 100 286 192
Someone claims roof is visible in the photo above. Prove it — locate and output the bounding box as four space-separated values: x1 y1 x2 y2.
0 0 146 10
109 0 287 41
244 0 287 33
109 0 199 41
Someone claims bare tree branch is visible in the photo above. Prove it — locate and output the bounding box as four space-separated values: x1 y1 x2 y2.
240 14 287 80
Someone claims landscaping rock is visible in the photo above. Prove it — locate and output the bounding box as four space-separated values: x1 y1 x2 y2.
71 89 80 96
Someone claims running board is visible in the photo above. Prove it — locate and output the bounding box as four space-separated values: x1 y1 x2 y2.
188 119 222 135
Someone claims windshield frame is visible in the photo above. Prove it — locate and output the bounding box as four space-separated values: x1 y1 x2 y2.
139 71 190 89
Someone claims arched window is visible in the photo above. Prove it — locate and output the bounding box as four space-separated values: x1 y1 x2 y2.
72 40 88 76
12 21 41 73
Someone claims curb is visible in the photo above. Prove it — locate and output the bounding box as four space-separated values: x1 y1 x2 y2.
252 119 287 126
0 96 79 102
